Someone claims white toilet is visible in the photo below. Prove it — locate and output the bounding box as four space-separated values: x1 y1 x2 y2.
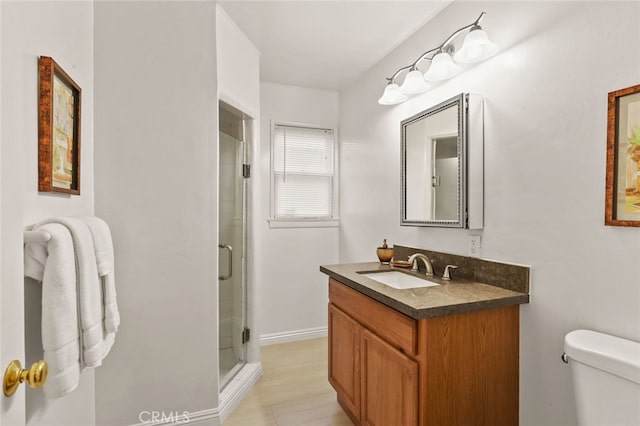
564 329 640 426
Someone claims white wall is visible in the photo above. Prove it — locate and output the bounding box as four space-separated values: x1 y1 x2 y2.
217 5 260 119
94 2 219 425
258 82 339 342
339 2 640 425
1 2 94 425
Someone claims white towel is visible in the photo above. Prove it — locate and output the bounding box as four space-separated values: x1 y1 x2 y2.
24 223 81 398
82 217 120 334
37 217 114 370
81 217 114 275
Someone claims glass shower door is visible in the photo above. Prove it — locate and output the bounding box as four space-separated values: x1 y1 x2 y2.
433 136 459 220
218 126 248 389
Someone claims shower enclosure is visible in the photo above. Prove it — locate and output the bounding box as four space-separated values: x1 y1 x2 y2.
218 102 250 389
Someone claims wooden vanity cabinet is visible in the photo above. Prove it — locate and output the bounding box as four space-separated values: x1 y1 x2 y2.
328 278 519 426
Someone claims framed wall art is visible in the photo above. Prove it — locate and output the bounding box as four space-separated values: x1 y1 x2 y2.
38 56 81 195
605 83 640 227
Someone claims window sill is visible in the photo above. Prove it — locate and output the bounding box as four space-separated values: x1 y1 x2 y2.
268 219 340 229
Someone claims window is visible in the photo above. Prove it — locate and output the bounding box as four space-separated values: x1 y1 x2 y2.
270 124 338 226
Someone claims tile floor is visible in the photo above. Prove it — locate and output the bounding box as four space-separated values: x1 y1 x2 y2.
223 338 354 426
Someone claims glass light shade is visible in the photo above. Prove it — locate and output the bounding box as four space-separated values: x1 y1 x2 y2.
400 70 430 95
378 83 408 105
424 52 461 82
453 28 499 63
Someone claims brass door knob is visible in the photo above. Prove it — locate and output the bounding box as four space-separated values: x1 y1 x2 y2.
3 360 48 397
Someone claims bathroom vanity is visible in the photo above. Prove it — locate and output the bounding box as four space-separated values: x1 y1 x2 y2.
321 247 530 426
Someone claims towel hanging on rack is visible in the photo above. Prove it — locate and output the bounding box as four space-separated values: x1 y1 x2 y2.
24 223 80 397
23 217 119 398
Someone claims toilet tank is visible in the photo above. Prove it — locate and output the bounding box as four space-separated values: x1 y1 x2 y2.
564 329 640 426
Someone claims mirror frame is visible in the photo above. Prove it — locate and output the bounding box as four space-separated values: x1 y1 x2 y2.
401 93 467 228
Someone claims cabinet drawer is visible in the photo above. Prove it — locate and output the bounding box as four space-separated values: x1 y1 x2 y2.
329 278 417 356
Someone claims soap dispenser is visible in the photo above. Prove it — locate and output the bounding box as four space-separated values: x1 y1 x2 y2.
376 239 394 264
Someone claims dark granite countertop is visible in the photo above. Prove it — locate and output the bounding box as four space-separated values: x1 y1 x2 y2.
320 262 530 320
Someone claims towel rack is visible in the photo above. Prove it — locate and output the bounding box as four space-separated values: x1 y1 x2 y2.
24 230 52 244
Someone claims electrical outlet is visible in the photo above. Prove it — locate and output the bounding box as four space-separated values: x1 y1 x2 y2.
468 235 481 257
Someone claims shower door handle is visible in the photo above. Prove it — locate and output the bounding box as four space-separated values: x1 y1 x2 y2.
218 244 233 280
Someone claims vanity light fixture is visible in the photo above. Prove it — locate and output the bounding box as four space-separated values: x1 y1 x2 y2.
378 12 498 106
454 25 500 63
424 47 461 82
378 82 408 105
400 68 431 95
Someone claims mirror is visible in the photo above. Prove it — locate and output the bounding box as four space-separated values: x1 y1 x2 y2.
401 93 483 228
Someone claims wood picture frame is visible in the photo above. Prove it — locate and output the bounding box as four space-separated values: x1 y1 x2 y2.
38 56 81 195
605 84 640 227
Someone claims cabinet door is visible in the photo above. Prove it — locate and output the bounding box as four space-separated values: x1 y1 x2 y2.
328 303 361 421
361 329 418 426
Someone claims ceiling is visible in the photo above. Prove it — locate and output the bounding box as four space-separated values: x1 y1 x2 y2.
218 1 451 91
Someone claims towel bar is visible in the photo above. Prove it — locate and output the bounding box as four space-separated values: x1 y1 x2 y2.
24 230 52 244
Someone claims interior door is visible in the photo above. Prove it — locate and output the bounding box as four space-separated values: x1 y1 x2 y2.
1 2 28 422
0 191 27 426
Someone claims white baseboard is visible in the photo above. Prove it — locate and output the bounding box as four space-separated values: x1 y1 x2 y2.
128 362 262 426
218 362 263 422
259 326 328 346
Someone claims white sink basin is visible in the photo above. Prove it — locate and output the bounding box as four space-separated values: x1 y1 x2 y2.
360 271 440 290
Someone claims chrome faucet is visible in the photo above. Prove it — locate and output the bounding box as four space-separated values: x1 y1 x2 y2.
407 253 434 276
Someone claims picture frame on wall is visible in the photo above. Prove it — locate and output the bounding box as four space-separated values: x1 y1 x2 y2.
38 56 81 195
605 83 640 227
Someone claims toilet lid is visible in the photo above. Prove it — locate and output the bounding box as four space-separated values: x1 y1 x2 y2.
564 329 640 384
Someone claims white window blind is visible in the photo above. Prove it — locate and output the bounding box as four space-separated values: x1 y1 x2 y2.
272 124 335 220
